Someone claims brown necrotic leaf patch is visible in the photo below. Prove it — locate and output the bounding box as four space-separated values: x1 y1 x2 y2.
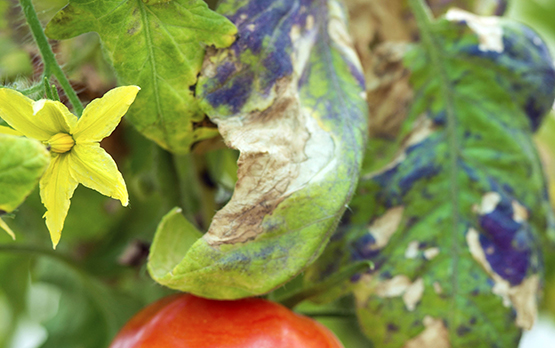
203 73 336 246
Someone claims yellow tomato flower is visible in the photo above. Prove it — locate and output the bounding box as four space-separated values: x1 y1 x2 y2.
0 86 140 248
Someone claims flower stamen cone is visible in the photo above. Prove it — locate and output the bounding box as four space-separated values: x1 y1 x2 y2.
47 133 74 153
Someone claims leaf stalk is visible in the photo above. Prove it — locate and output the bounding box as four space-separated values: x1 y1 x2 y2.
276 261 374 309
19 0 84 115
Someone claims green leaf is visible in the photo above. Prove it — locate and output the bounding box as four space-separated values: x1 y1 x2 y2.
148 207 203 281
308 7 555 348
0 134 49 214
45 0 237 153
147 0 368 299
0 133 49 239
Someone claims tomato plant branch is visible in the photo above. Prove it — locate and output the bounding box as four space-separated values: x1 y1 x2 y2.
276 261 374 309
0 243 76 270
19 0 84 115
18 83 44 97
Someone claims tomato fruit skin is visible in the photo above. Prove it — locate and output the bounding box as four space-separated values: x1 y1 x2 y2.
110 294 344 348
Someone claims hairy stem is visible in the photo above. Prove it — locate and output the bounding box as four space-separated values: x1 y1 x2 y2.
19 83 44 97
19 0 84 115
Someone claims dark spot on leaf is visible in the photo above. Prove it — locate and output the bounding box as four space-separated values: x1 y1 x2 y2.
432 110 446 126
351 234 380 260
457 325 471 336
421 188 434 200
417 241 428 249
387 323 399 332
405 216 419 229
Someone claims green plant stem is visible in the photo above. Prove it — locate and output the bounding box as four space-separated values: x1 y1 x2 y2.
19 0 84 116
276 261 374 309
44 77 54 100
409 0 461 338
0 243 76 269
19 83 44 96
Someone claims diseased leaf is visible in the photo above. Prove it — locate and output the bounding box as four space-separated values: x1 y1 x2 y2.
427 0 508 16
45 0 237 153
0 134 49 214
307 8 555 348
147 0 368 299
347 0 507 136
347 0 509 170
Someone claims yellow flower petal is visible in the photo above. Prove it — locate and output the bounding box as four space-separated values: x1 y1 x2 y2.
0 88 54 140
69 143 128 206
39 154 78 248
32 99 78 135
72 86 140 143
0 125 23 136
0 218 15 240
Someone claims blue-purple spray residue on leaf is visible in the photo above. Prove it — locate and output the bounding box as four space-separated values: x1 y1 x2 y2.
306 8 554 348
446 9 555 131
147 0 368 299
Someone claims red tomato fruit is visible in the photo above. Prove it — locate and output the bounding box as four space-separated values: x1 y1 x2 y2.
110 293 344 348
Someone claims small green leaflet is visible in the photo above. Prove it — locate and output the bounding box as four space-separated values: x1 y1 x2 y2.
0 134 50 238
307 8 555 348
45 0 237 153
147 0 368 299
